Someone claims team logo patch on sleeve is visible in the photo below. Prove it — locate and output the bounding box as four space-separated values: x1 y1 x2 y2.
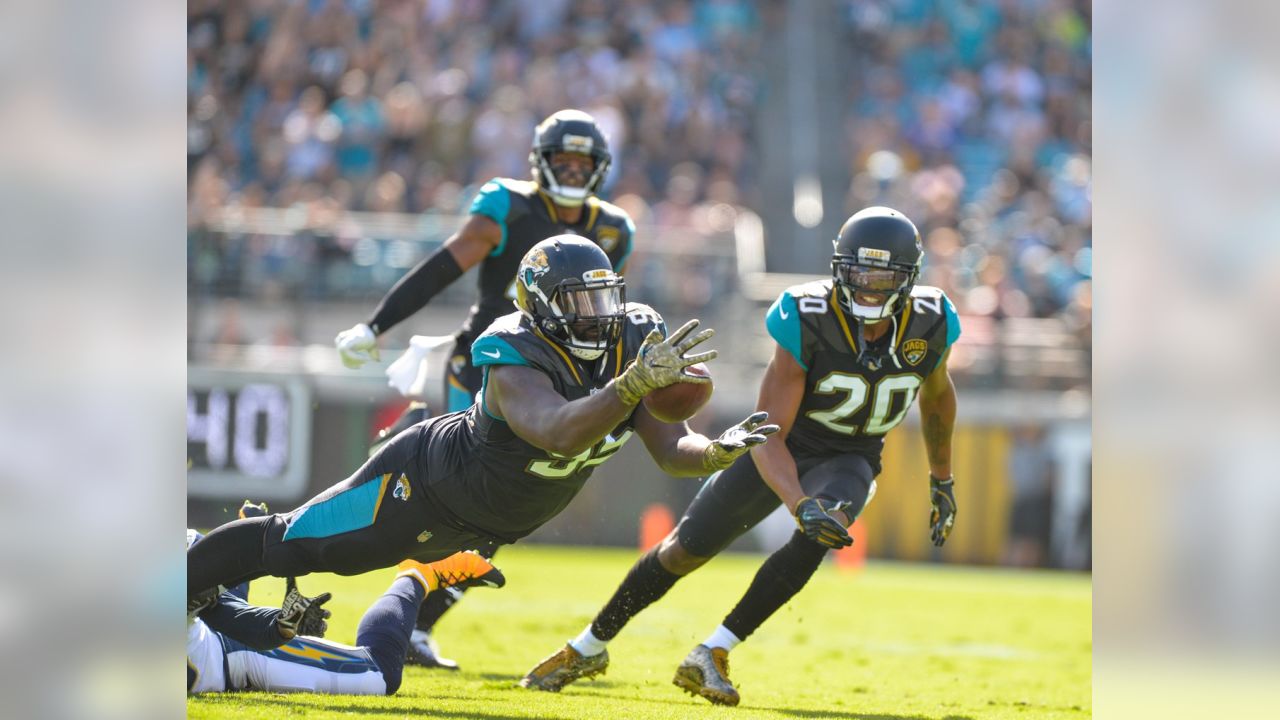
597 226 620 252
394 474 412 501
902 339 929 366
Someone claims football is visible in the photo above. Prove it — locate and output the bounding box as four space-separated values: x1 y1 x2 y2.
642 363 712 423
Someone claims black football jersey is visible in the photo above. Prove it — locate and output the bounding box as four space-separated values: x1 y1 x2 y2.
766 279 961 461
419 302 664 541
459 178 634 341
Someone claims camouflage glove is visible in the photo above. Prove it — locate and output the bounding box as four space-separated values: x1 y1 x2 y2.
613 319 716 406
929 475 957 547
794 496 854 549
276 577 332 639
702 411 780 472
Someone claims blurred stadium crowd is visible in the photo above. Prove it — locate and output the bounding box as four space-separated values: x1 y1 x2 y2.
188 0 1090 373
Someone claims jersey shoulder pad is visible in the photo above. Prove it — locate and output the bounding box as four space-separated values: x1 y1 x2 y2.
787 278 834 300
766 287 812 370
469 178 516 221
589 198 635 267
621 302 666 336
470 178 532 258
907 285 961 348
471 312 537 367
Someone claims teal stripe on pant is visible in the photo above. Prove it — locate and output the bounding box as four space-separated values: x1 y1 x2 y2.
283 474 389 541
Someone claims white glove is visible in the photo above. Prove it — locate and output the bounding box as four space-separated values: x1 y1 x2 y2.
335 323 380 369
386 335 455 398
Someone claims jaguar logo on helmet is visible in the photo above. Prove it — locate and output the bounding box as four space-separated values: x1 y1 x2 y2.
520 247 552 300
902 339 929 366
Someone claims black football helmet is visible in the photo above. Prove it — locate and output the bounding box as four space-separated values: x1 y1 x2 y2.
515 235 626 361
529 109 612 208
831 206 923 324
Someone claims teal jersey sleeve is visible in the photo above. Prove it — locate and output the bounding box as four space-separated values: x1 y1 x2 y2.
942 294 962 348
614 215 635 271
765 291 807 370
471 334 531 368
468 180 511 257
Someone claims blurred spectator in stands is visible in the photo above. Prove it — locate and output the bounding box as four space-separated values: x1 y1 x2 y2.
331 70 386 193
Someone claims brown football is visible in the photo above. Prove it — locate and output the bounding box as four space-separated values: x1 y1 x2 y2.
642 363 713 423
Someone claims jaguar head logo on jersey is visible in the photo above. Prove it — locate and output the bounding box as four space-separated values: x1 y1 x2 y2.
529 110 612 208
597 226 621 252
394 474 412 501
515 236 626 361
902 339 929 366
831 206 923 325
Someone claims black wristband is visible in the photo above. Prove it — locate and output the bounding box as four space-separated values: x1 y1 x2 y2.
367 247 465 335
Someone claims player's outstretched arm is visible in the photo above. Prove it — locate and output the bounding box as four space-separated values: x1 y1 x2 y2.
918 348 958 546
335 215 501 368
489 364 640 458
632 407 778 477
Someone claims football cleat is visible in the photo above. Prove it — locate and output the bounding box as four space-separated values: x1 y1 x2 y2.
672 644 739 706
406 628 460 671
397 551 506 594
520 644 609 691
238 500 269 519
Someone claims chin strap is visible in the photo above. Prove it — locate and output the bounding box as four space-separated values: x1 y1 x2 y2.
853 314 903 371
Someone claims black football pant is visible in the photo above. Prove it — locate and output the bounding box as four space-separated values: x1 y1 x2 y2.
187 427 492 601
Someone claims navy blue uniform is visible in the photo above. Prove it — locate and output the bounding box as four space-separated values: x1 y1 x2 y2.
443 179 634 412
677 281 960 556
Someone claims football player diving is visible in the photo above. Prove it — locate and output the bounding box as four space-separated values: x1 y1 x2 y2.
333 109 635 669
521 207 961 707
188 526 505 695
189 236 781 655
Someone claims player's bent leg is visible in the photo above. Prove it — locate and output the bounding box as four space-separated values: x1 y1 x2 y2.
408 539 502 670
228 636 389 694
354 574 426 695
188 516 275 609
720 530 829 645
403 346 484 669
673 644 739 706
655 530 715 575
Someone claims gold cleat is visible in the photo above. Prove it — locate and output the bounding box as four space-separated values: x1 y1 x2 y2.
397 551 506 594
520 644 609 691
673 644 740 706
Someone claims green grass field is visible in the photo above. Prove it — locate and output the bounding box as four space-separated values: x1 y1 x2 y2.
188 545 1090 719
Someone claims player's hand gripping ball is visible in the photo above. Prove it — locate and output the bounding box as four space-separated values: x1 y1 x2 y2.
643 362 712 422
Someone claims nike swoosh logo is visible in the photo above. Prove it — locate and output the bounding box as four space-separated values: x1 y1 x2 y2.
778 306 790 319
481 349 502 359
